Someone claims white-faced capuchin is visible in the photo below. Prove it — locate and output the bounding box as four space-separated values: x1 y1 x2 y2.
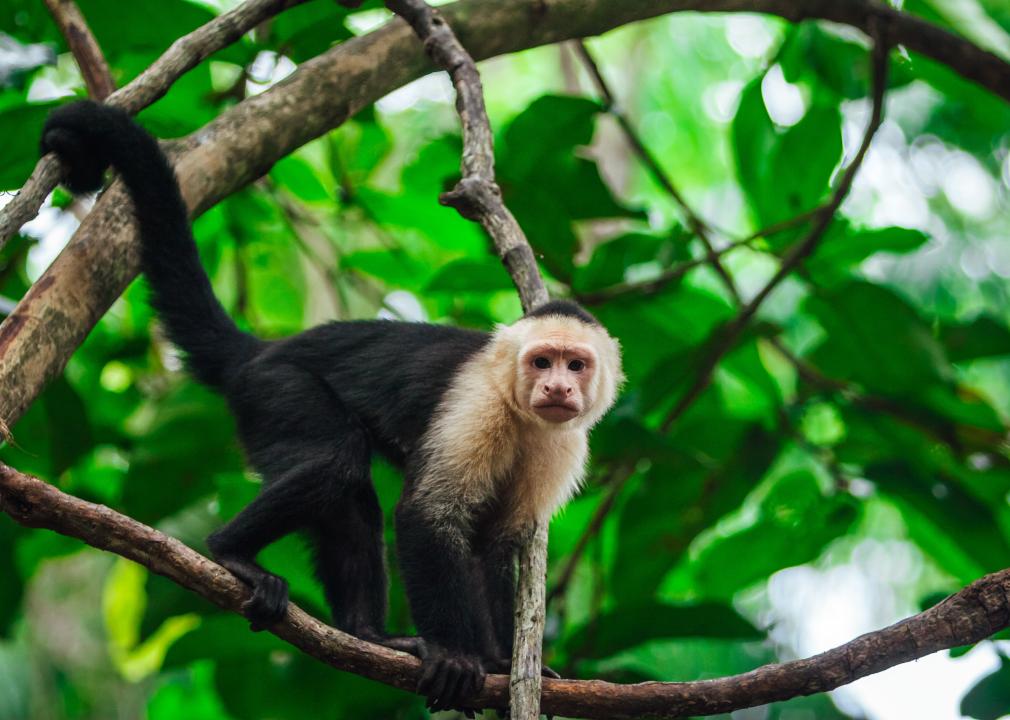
41 101 623 713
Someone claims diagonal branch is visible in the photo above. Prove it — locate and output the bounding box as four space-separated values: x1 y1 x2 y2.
3 461 1009 718
43 0 115 100
571 39 742 303
659 21 891 434
382 0 548 311
0 0 309 250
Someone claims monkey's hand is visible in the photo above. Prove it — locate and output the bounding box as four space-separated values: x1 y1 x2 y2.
416 641 485 716
487 656 562 679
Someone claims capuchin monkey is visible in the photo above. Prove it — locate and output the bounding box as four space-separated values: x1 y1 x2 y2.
41 101 623 712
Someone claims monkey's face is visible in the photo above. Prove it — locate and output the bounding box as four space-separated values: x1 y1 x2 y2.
517 336 597 424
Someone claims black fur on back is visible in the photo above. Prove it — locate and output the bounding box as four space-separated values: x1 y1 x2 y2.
524 299 599 325
40 100 261 390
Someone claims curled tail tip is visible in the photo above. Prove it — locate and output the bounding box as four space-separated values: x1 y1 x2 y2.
41 100 131 195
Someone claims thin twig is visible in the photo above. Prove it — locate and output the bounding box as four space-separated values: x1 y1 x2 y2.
0 0 308 249
576 235 757 305
659 25 890 434
572 40 742 303
43 0 115 99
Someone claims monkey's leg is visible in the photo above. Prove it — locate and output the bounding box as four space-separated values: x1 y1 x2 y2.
309 482 389 639
395 501 488 712
207 457 339 629
481 537 518 662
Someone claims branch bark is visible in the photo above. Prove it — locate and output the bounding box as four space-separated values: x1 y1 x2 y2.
0 0 308 249
43 0 115 100
2 461 1009 718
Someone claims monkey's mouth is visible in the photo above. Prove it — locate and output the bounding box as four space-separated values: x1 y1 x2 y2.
533 402 580 422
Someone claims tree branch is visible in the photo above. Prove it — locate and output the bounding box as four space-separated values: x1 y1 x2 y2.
0 0 1003 433
43 0 115 100
382 0 548 310
0 0 308 249
370 2 550 713
3 461 1009 718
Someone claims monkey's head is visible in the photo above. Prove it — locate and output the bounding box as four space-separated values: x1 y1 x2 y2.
506 301 623 428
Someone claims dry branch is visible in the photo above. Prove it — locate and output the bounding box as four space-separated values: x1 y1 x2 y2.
2 462 1009 718
0 0 308 248
43 0 115 99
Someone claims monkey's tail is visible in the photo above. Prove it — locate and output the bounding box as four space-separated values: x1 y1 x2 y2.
41 100 261 391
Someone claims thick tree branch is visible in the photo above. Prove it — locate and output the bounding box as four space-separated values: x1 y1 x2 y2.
1 0 1005 433
2 461 1009 718
0 0 308 249
43 0 115 99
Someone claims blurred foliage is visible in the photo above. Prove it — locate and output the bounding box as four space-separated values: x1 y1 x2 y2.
2 0 1010 719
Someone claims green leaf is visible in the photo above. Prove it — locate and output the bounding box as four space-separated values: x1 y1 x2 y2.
0 522 23 637
779 25 875 100
732 79 842 235
687 468 859 598
873 461 1010 580
961 658 1010 720
573 231 687 293
939 316 1010 362
121 384 242 524
0 101 60 190
266 0 354 62
564 601 761 658
806 223 929 285
499 94 643 279
270 155 332 204
426 257 514 293
806 281 951 395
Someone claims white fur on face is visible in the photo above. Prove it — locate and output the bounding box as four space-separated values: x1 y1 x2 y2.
413 314 623 538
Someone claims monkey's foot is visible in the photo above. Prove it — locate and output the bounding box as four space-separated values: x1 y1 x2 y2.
208 548 290 631
416 643 485 716
244 573 289 631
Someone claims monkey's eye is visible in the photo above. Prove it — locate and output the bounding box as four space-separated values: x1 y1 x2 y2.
568 359 586 372
533 357 551 369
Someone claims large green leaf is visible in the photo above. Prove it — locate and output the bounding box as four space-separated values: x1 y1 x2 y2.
0 101 60 190
684 466 859 598
499 94 643 279
806 281 951 395
806 223 929 285
563 601 761 658
961 657 1010 720
939 316 1010 362
732 78 842 235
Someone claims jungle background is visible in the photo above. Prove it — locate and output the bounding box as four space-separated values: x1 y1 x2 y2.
2 0 1010 718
